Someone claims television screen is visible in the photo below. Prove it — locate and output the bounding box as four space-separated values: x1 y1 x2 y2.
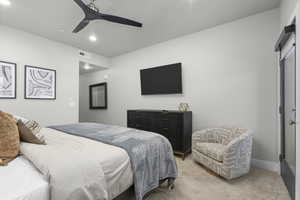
140 63 182 95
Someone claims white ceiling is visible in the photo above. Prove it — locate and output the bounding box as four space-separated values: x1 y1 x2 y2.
0 0 280 57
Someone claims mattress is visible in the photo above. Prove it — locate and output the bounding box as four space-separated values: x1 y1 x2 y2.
1 129 133 200
20 127 133 200
0 156 49 200
97 141 133 199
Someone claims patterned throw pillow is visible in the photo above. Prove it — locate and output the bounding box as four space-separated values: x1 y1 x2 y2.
17 120 46 145
0 111 20 166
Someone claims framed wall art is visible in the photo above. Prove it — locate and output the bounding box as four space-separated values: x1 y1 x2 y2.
25 65 56 100
0 61 16 99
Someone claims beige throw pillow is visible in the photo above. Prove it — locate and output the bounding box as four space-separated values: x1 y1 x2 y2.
18 120 46 145
0 111 20 166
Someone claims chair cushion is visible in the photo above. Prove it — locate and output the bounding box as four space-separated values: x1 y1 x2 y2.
194 143 226 162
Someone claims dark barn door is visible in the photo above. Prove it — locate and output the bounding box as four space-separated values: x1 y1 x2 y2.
276 23 296 200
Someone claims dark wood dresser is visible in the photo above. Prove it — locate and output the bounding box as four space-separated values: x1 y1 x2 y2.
127 110 192 160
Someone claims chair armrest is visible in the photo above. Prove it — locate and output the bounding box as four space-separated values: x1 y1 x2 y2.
223 131 253 168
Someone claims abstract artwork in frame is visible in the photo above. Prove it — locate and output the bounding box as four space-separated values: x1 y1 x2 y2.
0 61 16 99
25 65 56 100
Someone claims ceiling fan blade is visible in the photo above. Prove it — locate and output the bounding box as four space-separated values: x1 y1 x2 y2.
73 0 90 14
72 19 90 33
100 14 142 27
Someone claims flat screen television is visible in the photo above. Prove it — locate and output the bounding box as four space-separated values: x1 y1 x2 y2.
140 63 182 95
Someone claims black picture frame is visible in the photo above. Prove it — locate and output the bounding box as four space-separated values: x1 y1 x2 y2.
25 65 56 100
0 60 17 99
89 82 107 109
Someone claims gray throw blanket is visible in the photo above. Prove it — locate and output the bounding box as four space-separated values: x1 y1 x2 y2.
49 123 178 200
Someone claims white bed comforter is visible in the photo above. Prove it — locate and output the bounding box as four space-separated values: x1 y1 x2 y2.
0 156 49 200
20 128 133 200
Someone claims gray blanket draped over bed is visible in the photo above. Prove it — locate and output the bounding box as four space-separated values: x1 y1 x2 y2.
49 123 178 200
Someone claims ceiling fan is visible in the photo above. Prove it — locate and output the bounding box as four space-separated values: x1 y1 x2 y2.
72 0 143 33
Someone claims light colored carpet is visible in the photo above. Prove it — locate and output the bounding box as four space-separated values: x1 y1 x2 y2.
142 156 290 200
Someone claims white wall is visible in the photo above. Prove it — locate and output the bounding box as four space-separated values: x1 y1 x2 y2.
79 50 111 69
0 25 80 126
79 9 280 162
79 71 108 122
280 0 298 27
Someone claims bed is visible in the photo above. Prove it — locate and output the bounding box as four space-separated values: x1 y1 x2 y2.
16 123 177 200
0 147 133 200
0 156 49 200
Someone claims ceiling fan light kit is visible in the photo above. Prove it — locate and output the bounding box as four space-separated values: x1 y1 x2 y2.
73 0 143 33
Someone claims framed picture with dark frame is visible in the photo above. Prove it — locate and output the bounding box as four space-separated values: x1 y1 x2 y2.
0 61 17 99
25 65 56 100
89 82 107 109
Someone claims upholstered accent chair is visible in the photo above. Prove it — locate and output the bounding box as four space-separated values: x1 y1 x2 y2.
192 128 253 180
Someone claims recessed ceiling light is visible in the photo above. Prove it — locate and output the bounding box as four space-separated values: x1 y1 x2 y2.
84 64 92 70
89 35 97 42
0 0 11 6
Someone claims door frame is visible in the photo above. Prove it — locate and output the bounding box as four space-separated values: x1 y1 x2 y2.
279 48 296 200
277 22 296 200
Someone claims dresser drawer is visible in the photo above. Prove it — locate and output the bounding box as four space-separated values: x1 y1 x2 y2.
127 110 192 160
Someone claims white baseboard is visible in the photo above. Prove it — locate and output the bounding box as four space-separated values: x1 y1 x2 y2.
251 159 280 174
